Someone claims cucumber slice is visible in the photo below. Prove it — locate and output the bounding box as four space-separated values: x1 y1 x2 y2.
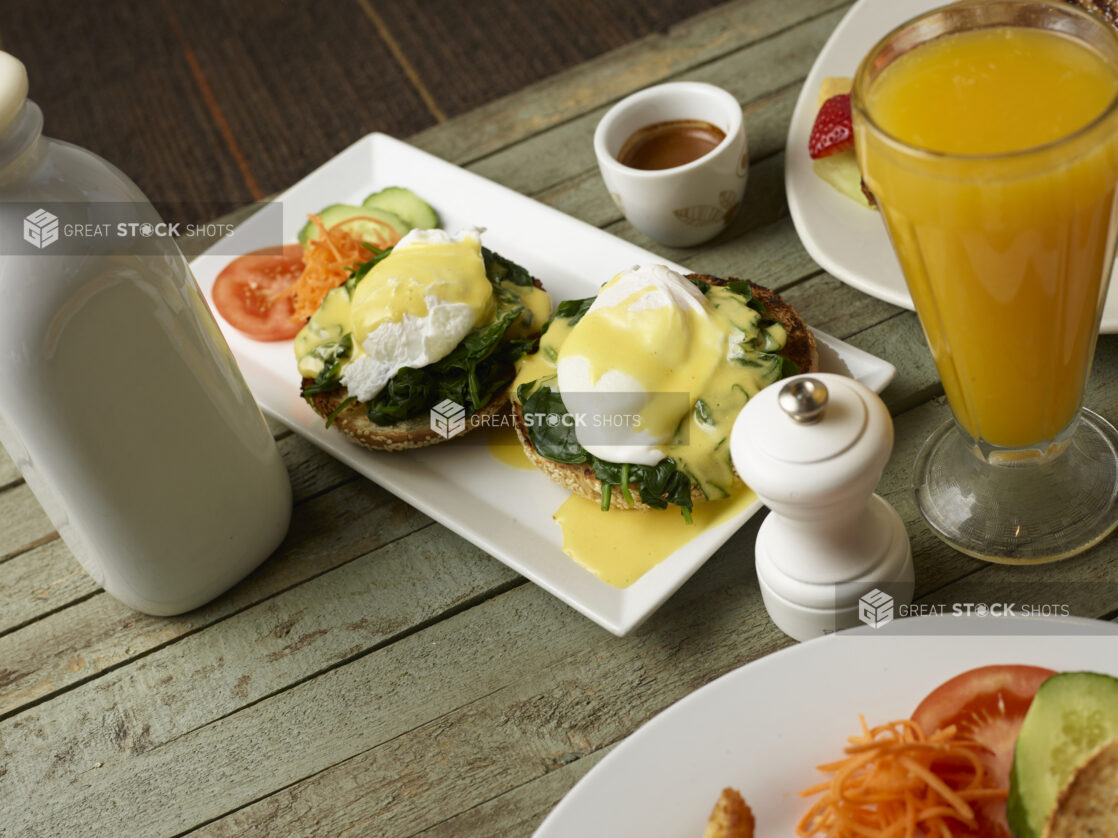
297 203 411 246
362 186 438 230
1007 671 1118 838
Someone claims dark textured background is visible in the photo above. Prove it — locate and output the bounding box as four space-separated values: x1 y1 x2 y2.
0 0 728 221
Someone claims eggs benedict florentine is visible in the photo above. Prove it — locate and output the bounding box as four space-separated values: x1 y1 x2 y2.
295 227 551 450
513 266 817 518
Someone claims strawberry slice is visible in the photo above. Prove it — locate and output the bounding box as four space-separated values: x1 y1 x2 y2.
808 93 854 159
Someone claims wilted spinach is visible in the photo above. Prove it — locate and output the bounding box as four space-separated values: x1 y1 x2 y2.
366 306 533 424
304 245 538 422
546 296 594 331
518 382 694 520
304 249 541 426
303 334 354 395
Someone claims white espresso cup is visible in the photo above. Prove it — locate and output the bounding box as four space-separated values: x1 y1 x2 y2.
594 82 748 247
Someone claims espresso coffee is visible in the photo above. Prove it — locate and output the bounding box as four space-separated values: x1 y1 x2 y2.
617 119 726 170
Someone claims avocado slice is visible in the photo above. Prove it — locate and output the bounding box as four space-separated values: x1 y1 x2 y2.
297 203 411 247
362 187 438 230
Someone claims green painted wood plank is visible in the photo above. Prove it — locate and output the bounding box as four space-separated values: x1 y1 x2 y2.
412 749 612 838
0 478 430 717
780 274 903 345
0 541 99 638
411 0 852 165
0 485 53 563
0 525 517 832
1 525 789 837
465 6 846 198
0 445 18 488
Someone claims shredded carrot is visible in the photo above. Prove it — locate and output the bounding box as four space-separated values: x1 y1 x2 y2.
282 213 401 322
794 717 1007 838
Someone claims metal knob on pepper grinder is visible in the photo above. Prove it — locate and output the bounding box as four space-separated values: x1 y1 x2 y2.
729 373 914 641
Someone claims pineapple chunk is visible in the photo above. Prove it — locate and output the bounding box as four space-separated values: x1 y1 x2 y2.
812 151 873 209
817 76 853 108
812 76 874 209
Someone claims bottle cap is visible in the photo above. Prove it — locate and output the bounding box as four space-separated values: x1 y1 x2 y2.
734 373 869 467
777 377 829 424
0 52 28 135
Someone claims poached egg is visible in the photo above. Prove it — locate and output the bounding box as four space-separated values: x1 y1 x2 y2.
516 264 789 499
295 228 493 400
343 228 493 401
556 265 724 465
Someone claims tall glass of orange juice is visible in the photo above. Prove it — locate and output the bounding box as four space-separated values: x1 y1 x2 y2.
853 1 1118 562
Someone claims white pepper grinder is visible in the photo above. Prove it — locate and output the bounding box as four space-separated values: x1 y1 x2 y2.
729 374 914 641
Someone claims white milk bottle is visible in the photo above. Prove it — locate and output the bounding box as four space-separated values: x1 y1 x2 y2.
0 52 291 615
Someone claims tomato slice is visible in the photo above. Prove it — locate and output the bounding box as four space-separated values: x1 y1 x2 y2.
212 244 305 341
912 664 1056 837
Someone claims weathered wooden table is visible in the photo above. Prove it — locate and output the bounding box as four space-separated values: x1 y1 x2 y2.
4 1 1118 835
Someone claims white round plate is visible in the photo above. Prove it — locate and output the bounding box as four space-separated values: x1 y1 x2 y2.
785 0 1118 333
535 614 1118 836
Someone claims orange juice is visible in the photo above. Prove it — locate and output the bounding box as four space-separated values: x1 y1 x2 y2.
856 26 1118 449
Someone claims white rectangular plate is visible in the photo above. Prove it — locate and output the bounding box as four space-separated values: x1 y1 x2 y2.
191 132 896 636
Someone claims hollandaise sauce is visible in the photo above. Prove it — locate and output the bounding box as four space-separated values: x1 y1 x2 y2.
486 426 536 470
554 485 757 587
294 230 550 409
349 235 493 345
513 267 789 501
295 231 494 383
511 266 791 586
